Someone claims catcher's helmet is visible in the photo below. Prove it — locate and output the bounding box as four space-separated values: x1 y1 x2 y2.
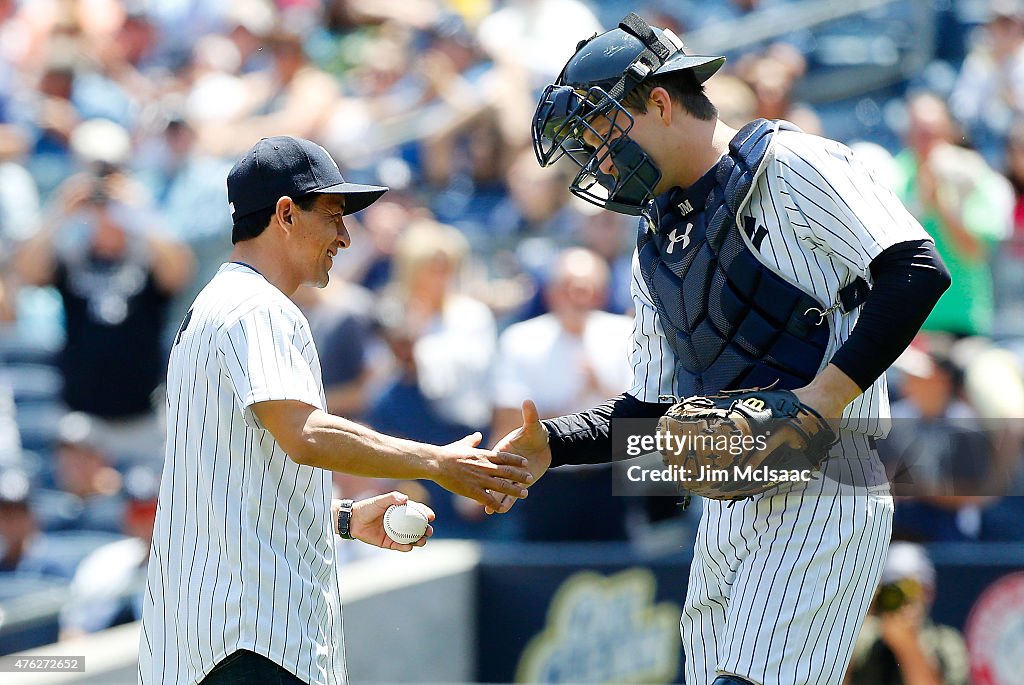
532 13 725 215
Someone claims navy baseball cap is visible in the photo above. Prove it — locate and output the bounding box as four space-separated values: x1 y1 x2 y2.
227 136 388 221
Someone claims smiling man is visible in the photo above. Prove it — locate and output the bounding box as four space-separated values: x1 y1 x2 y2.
139 136 533 685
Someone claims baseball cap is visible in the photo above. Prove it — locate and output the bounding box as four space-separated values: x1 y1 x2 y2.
56 412 105 452
881 542 936 586
227 136 388 222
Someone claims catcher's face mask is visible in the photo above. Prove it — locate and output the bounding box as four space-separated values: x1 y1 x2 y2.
531 13 724 217
531 83 662 216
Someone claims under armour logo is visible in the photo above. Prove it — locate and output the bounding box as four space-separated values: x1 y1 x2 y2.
665 222 693 254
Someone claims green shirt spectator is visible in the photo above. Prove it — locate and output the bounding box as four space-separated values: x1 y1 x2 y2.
892 94 1013 336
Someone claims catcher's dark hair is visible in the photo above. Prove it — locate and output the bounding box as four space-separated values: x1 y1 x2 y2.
231 193 320 244
621 70 718 121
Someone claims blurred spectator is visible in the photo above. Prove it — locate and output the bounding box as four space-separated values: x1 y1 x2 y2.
0 469 66 577
575 200 636 315
292 279 376 419
43 411 125 534
1006 118 1024 241
958 340 1024 541
367 219 498 537
183 33 250 125
0 131 41 321
991 119 1024 333
0 375 20 469
491 247 633 541
489 149 581 247
417 14 499 194
223 1 277 74
19 39 82 199
428 107 517 237
58 464 157 638
736 43 808 123
136 115 233 337
475 0 602 87
958 340 1024 491
703 74 757 130
329 198 426 293
846 542 969 685
487 149 586 321
13 121 193 464
949 0 1024 166
368 218 496 440
892 92 1013 337
881 343 995 542
200 26 340 155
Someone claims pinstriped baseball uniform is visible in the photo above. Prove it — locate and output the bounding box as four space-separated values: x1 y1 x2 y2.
629 128 929 685
139 262 345 685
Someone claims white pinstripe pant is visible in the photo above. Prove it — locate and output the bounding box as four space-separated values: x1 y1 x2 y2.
680 432 893 685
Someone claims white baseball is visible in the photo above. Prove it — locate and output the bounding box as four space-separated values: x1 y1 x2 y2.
383 502 429 544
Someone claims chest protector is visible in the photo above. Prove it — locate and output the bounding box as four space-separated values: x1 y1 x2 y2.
637 119 852 396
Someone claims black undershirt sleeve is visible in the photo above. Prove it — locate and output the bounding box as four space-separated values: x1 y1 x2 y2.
830 238 951 391
541 393 673 468
541 239 950 468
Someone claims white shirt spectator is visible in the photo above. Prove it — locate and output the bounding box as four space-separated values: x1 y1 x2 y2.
493 310 633 415
476 0 602 84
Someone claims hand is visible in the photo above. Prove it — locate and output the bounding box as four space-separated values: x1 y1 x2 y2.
792 364 862 421
431 432 534 512
51 175 96 218
877 600 945 685
878 601 925 656
486 400 552 515
341 491 435 552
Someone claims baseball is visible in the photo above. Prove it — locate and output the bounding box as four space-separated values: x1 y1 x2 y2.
383 502 430 544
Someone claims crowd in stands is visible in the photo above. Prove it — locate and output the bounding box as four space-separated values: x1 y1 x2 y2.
0 0 1023 647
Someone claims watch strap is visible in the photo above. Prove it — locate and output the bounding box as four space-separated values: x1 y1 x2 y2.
337 499 355 540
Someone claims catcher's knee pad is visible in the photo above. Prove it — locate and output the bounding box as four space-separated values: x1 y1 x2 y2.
711 676 756 685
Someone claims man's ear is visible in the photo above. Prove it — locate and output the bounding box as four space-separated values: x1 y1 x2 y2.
275 196 295 230
648 87 674 125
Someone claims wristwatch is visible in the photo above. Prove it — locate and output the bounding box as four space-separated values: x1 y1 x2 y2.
336 499 355 540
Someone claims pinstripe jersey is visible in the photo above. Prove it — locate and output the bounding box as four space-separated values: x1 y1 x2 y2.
629 125 930 435
139 262 345 685
625 124 923 684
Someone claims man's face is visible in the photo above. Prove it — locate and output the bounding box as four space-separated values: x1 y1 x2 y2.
579 100 665 196
291 194 350 288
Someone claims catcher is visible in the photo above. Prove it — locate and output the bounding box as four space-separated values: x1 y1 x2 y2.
493 14 950 685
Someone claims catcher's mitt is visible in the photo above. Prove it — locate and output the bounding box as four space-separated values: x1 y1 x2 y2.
656 387 837 501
